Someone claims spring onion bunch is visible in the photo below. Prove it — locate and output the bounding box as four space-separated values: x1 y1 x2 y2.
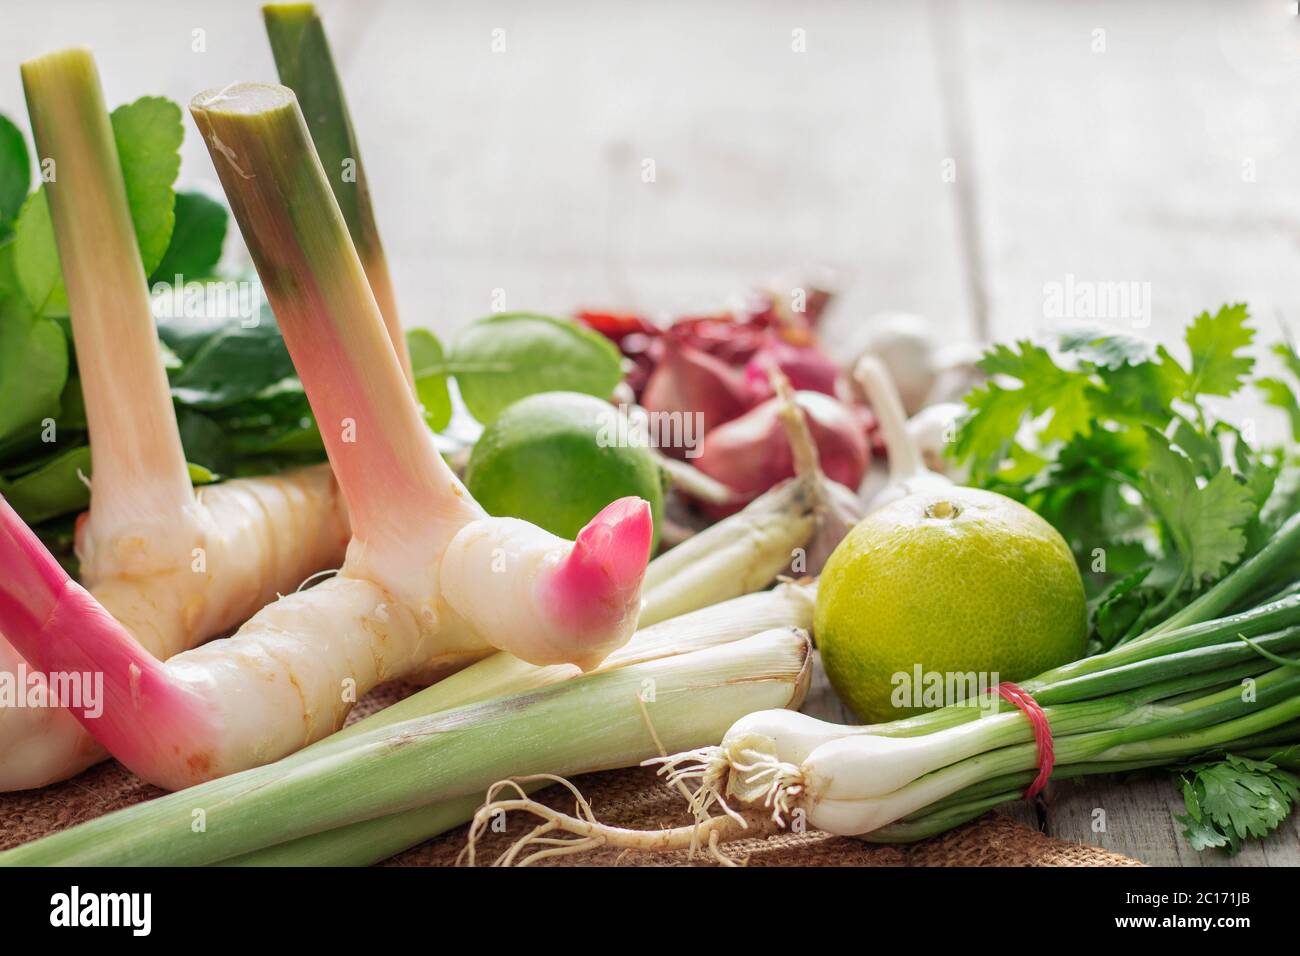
458 513 1300 862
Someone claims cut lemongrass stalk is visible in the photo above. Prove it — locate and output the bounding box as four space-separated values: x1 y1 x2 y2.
4 53 352 792
21 49 192 537
191 82 464 571
262 3 413 384
0 84 652 791
0 627 812 866
639 478 818 625
218 584 815 865
654 450 741 508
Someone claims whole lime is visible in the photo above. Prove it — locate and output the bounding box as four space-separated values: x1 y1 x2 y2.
815 487 1087 723
466 392 664 547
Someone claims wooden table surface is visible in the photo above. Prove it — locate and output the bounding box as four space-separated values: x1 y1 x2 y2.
3 0 1298 864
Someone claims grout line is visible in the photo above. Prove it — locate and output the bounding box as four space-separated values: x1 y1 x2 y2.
927 0 991 344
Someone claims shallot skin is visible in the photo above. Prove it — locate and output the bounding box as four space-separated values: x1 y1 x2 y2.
693 391 871 516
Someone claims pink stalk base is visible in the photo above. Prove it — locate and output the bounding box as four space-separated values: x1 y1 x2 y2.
539 497 654 663
0 497 219 787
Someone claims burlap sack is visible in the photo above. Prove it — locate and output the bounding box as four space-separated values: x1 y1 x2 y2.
0 683 1139 867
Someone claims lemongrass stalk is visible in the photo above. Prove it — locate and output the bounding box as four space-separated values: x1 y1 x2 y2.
222 584 817 865
193 85 652 665
0 627 811 866
332 581 816 743
262 3 413 384
639 478 817 625
21 49 192 534
191 82 462 567
0 84 650 791
220 792 490 866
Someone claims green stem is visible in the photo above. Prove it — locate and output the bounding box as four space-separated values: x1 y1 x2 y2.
263 2 413 384
0 629 809 866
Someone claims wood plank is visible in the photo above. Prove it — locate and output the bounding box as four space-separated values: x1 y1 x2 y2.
0 0 976 342
952 0 1300 437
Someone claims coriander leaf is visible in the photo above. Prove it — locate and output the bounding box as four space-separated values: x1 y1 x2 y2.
1142 427 1256 582
1057 324 1157 369
1273 339 1300 381
0 113 30 232
406 328 451 431
1182 303 1254 398
111 97 183 277
1175 755 1299 854
1258 378 1300 441
450 313 624 424
955 341 1093 476
1170 415 1221 476
150 191 227 282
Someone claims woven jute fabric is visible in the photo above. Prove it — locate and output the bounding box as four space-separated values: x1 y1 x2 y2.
0 682 1140 866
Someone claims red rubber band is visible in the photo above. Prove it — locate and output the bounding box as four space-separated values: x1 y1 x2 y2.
995 682 1054 800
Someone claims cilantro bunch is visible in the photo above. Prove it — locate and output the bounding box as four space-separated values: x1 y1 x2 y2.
952 305 1299 650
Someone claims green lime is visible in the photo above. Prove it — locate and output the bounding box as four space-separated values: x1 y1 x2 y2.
815 487 1087 723
466 392 664 547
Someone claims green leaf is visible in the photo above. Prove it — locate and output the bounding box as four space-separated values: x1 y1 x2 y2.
110 97 183 277
0 444 90 524
1142 427 1257 583
10 97 184 315
176 408 234 476
150 191 227 282
0 293 68 450
0 443 215 525
1057 324 1157 369
449 313 624 424
1182 303 1254 398
11 189 65 314
1258 377 1300 443
0 113 31 232
955 341 1093 477
406 328 451 431
1175 756 1299 854
160 305 297 409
